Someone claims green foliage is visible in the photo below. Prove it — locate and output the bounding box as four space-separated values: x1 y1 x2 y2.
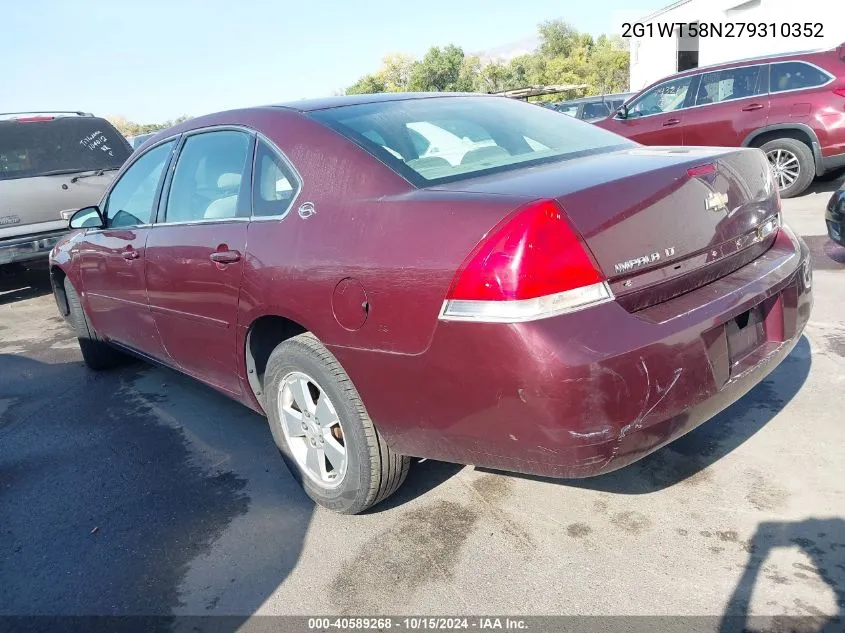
107 114 192 138
343 18 630 99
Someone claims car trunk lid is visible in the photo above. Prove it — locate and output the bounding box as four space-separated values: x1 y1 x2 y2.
433 146 780 312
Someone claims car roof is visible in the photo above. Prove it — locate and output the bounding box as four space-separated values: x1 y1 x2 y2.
272 92 488 112
556 93 634 106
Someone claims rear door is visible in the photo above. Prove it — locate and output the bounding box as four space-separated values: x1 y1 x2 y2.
145 128 254 395
682 65 769 147
78 139 177 357
601 74 696 145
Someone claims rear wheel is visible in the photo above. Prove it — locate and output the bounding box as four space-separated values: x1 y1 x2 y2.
63 278 127 370
761 137 815 198
264 333 409 514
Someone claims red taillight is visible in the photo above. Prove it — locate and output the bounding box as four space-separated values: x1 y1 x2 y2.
833 88 845 98
687 163 716 178
447 199 605 303
14 116 54 122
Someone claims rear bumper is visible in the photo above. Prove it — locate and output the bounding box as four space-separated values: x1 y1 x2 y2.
333 226 812 478
826 187 845 247
0 230 68 266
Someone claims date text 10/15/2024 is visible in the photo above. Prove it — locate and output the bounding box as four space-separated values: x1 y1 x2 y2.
621 21 824 39
307 617 527 630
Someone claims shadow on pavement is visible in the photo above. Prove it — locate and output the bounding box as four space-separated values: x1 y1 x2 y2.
802 168 845 196
496 335 811 495
0 265 52 306
0 353 312 622
720 518 845 633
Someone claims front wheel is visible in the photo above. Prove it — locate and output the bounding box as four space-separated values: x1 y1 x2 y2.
762 138 815 199
63 278 128 370
264 333 410 514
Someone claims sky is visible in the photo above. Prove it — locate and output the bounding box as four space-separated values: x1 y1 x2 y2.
2 0 667 122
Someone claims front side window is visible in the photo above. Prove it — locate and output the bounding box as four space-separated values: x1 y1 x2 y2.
104 140 175 228
163 130 251 224
310 96 631 186
770 62 831 93
252 140 300 218
696 66 762 105
626 76 694 118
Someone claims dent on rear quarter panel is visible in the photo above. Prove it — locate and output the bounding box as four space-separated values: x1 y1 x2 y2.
233 108 528 356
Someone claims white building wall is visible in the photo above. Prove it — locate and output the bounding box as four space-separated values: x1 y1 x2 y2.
629 0 845 91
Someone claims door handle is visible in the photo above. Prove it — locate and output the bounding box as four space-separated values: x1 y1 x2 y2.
210 250 241 264
741 103 765 111
122 249 140 260
662 118 681 127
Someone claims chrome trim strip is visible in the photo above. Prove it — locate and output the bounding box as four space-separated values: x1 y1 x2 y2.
618 61 835 121
438 282 615 323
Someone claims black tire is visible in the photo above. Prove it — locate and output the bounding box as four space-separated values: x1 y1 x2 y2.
760 137 815 198
63 277 127 370
264 333 410 514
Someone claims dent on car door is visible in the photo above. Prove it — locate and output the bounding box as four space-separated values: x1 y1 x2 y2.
144 129 254 395
79 139 176 358
682 65 769 147
614 75 695 145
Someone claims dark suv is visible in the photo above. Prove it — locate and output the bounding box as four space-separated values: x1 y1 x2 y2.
596 44 845 198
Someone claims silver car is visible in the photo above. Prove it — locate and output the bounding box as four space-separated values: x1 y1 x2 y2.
0 111 131 268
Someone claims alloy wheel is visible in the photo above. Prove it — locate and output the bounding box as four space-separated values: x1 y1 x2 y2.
278 371 347 489
766 148 800 191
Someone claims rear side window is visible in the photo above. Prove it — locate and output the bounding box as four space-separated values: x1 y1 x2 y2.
770 62 831 93
252 140 300 218
581 102 611 119
696 65 763 104
163 130 251 224
0 116 131 181
555 104 579 117
310 96 631 186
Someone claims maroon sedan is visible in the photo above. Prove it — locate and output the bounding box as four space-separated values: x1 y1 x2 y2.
49 94 812 513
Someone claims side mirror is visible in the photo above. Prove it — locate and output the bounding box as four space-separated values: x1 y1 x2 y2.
616 104 629 120
68 206 104 230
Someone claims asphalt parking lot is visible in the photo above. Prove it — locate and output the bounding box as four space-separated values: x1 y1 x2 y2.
1 173 844 626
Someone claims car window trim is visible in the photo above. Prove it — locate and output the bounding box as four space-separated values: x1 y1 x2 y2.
619 59 834 120
249 132 304 222
767 60 835 95
87 136 180 233
154 125 256 227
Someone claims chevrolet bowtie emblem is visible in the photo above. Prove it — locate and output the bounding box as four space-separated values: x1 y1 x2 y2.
705 192 729 212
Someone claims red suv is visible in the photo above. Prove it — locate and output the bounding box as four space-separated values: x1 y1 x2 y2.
596 44 845 198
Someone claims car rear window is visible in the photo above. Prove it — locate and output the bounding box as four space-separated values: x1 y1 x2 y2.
0 116 131 181
309 96 631 186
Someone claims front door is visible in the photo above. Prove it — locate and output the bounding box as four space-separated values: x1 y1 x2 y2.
145 129 254 395
79 139 177 358
682 65 769 147
603 74 695 146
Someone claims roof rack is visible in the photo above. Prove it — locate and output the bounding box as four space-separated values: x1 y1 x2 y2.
0 111 94 119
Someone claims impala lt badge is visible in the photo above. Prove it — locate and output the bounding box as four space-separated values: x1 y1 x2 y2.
705 191 729 212
0 214 21 226
614 246 676 274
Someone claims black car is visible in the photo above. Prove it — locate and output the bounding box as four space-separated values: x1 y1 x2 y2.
826 184 845 246
549 93 634 122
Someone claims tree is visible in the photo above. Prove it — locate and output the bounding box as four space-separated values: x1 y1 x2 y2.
408 45 467 92
346 73 387 95
380 53 416 92
537 19 579 58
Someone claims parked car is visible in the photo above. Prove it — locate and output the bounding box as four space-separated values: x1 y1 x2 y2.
0 111 131 269
127 132 156 150
595 44 845 198
550 93 635 122
50 93 811 514
826 182 845 246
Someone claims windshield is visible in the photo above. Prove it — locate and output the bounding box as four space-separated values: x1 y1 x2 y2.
309 96 632 186
0 116 131 181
